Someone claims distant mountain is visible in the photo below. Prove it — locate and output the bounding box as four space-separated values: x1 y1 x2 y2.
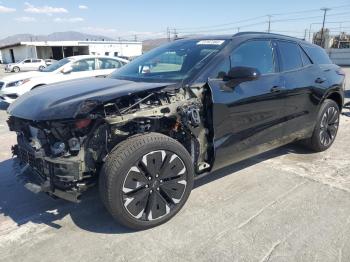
0 31 115 47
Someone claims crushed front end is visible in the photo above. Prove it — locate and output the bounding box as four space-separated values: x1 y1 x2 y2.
7 84 214 203
8 116 96 202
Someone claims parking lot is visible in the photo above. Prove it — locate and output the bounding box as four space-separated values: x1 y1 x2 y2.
0 65 350 262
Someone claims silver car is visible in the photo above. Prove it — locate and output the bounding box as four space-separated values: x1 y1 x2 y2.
5 58 47 73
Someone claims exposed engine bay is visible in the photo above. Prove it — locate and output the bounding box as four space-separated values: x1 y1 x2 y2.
7 84 214 202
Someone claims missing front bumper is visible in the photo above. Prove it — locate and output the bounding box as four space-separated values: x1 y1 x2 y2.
15 161 82 203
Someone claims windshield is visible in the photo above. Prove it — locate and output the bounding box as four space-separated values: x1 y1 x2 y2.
110 39 228 82
41 58 71 72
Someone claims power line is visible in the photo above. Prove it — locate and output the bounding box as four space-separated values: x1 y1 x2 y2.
175 15 267 30
177 21 266 34
175 4 350 32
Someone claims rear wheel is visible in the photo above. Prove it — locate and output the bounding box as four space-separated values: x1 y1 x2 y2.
13 67 20 73
305 99 340 152
99 133 194 230
39 65 45 71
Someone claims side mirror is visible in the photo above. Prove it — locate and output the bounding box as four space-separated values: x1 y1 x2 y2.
224 66 261 88
62 66 73 74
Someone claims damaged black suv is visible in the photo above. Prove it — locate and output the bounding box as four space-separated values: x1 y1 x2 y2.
7 33 345 229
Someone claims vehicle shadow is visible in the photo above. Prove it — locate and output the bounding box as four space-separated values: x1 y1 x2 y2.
342 91 350 116
0 143 314 235
0 101 9 110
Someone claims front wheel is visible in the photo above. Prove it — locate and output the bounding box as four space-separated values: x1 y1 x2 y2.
39 65 45 71
13 66 20 73
99 133 194 230
305 99 340 152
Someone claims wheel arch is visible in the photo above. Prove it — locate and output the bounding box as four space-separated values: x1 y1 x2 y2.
325 91 343 111
31 84 46 90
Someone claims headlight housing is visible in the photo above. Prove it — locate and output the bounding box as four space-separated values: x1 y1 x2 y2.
6 78 30 88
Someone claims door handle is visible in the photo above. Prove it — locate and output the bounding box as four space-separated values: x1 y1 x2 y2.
270 86 283 93
315 77 326 84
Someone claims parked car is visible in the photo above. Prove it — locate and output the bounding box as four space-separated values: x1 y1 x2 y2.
7 33 345 230
44 59 57 66
4 58 47 73
0 55 129 103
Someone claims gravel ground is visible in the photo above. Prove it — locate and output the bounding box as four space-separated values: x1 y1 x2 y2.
0 65 349 262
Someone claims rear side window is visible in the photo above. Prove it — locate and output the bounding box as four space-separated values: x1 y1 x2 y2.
301 44 332 65
97 58 122 69
277 41 303 71
300 48 312 66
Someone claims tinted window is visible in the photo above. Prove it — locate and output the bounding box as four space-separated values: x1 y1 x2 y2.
211 58 231 79
110 39 228 82
97 58 122 69
32 59 41 63
23 59 31 63
230 40 275 74
300 47 312 66
278 41 303 71
71 58 96 72
301 44 332 65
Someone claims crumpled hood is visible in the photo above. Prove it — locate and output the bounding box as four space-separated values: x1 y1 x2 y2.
7 77 174 121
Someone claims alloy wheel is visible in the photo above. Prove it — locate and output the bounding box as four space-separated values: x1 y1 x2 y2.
319 106 339 147
122 150 187 221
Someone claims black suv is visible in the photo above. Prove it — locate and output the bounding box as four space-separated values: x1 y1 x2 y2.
7 32 345 229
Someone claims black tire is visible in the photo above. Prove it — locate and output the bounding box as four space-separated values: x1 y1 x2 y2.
99 133 194 230
13 66 20 73
305 99 340 152
39 65 45 71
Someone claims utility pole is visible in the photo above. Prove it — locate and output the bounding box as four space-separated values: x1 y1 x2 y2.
173 28 178 40
267 15 272 33
303 29 308 40
166 27 170 42
134 35 137 42
320 8 331 48
237 27 240 33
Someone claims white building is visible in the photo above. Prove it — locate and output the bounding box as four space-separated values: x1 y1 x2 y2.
0 40 142 64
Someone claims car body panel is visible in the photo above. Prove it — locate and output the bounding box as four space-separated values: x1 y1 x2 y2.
207 72 288 170
7 77 173 121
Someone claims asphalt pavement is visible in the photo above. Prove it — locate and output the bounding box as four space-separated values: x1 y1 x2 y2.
0 66 350 262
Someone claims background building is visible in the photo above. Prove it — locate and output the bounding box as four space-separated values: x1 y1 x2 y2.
0 40 142 64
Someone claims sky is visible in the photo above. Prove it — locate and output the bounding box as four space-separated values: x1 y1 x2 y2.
0 0 350 40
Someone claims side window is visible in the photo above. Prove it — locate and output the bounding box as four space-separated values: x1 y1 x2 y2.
301 44 332 65
278 41 303 71
97 58 122 69
210 40 275 79
32 59 41 63
299 47 312 66
71 58 96 72
23 59 31 63
230 40 275 75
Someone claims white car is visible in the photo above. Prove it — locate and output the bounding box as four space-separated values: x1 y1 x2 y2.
5 58 47 73
0 55 128 104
